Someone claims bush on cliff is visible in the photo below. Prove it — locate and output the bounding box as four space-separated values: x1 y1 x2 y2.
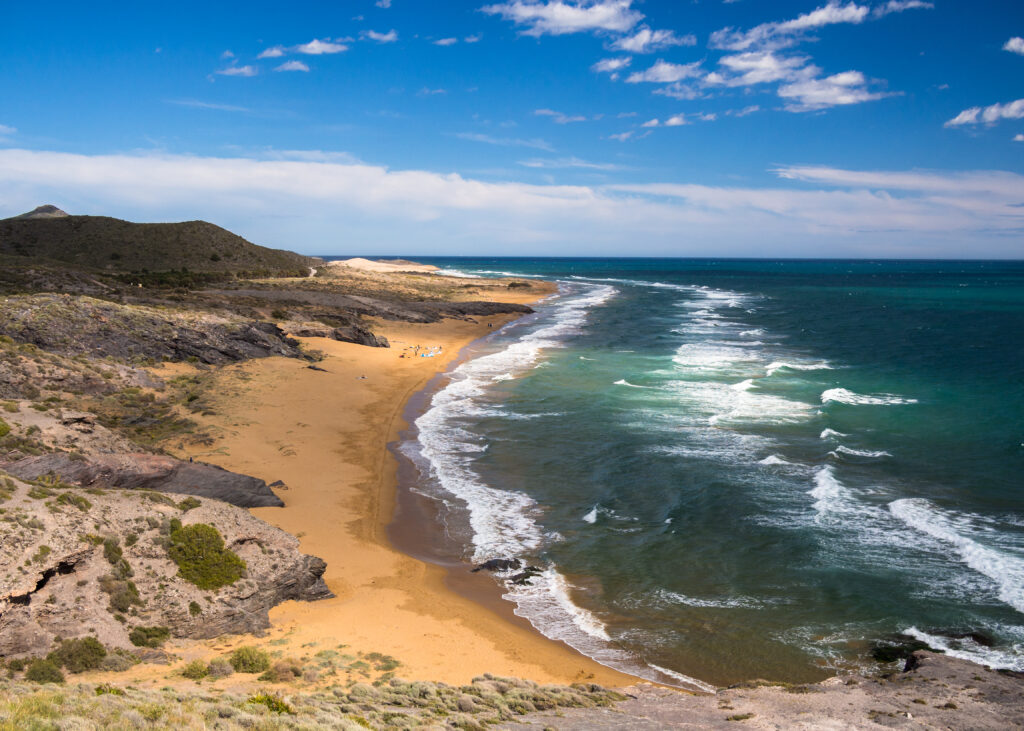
47 637 106 673
129 626 170 648
24 659 65 684
229 646 271 674
168 522 245 591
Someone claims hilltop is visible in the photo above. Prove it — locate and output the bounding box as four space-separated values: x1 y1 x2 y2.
0 207 317 276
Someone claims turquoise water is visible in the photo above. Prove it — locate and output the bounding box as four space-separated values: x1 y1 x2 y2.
397 258 1024 688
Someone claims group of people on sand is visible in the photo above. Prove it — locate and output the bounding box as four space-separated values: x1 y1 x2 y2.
399 344 443 359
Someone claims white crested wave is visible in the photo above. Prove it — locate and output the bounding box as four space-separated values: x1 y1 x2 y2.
821 388 918 405
739 328 765 337
902 627 1024 672
656 589 766 610
437 268 483 278
492 373 516 382
889 499 1024 615
766 361 833 377
832 445 892 458
759 455 793 466
819 428 848 440
582 506 598 524
614 379 648 388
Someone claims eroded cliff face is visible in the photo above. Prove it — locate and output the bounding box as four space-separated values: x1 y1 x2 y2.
0 475 331 658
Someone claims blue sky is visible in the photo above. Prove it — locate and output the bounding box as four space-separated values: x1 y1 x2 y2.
1 0 1022 257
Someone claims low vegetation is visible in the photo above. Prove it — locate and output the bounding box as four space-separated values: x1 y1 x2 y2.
167 521 246 591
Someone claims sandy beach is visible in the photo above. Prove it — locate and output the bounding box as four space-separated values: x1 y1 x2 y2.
164 287 632 687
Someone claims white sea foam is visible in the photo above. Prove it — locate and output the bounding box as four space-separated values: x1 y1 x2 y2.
582 506 598 524
819 428 848 440
492 373 516 382
833 445 892 458
579 355 595 360
759 455 793 466
647 663 717 693
614 379 647 388
437 268 483 278
657 589 765 609
821 388 918 405
503 568 611 643
889 499 1024 614
809 465 853 517
902 626 1024 672
740 328 765 337
765 361 833 377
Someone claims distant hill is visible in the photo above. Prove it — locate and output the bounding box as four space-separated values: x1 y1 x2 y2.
0 207 317 275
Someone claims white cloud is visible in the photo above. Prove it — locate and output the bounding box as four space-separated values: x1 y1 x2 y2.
258 46 286 58
1 149 1020 256
873 0 933 17
456 132 554 150
641 118 659 127
711 1 869 51
0 124 16 137
1004 37 1024 55
591 56 631 73
376 0 392 7
216 65 257 77
610 27 695 53
626 59 702 83
653 82 702 100
518 157 620 170
434 37 458 46
778 70 891 111
708 51 808 86
465 34 483 43
945 98 1024 127
364 29 398 42
221 50 235 59
728 105 761 117
608 131 635 141
665 114 688 127
1015 134 1024 142
481 0 643 37
417 87 448 96
295 39 348 54
275 60 310 72
534 108 587 123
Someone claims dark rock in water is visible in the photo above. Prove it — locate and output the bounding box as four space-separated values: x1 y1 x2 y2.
4 452 285 508
870 634 942 664
471 558 521 573
945 629 997 648
508 566 543 585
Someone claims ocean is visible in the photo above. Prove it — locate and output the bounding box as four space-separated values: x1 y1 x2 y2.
391 258 1024 689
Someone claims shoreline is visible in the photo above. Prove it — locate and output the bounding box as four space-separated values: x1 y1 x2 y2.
166 286 635 688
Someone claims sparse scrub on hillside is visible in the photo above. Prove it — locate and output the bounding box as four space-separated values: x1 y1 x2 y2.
229 646 271 674
168 522 246 590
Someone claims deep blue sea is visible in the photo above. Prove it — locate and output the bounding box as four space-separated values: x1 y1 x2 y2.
394 258 1024 689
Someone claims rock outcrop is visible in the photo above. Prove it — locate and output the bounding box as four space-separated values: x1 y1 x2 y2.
286 321 390 348
3 452 285 508
0 476 330 658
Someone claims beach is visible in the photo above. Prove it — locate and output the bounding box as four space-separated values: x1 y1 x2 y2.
164 283 632 687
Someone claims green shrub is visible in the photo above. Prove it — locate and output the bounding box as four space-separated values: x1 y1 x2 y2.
229 646 271 674
0 418 9 438
168 523 245 591
129 626 170 648
7 658 26 672
25 659 65 684
248 692 293 714
47 637 107 673
95 683 126 696
207 658 234 678
56 492 92 512
181 659 209 680
2 402 17 413
177 497 202 512
99 575 142 613
188 600 202 617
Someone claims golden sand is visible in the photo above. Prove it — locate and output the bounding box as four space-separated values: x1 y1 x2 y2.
164 295 631 687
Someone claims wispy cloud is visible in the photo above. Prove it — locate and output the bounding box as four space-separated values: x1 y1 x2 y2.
626 60 702 83
417 87 448 96
872 0 933 18
705 51 809 87
481 0 643 37
457 132 554 150
216 65 257 77
591 57 631 73
534 108 587 123
258 46 286 59
0 124 16 139
363 29 398 42
1015 134 1024 142
518 156 620 170
166 99 251 112
275 60 310 72
376 0 392 7
1004 37 1024 55
945 98 1024 127
779 69 892 111
295 39 348 54
610 27 695 53
464 34 483 43
434 37 458 46
220 50 235 59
